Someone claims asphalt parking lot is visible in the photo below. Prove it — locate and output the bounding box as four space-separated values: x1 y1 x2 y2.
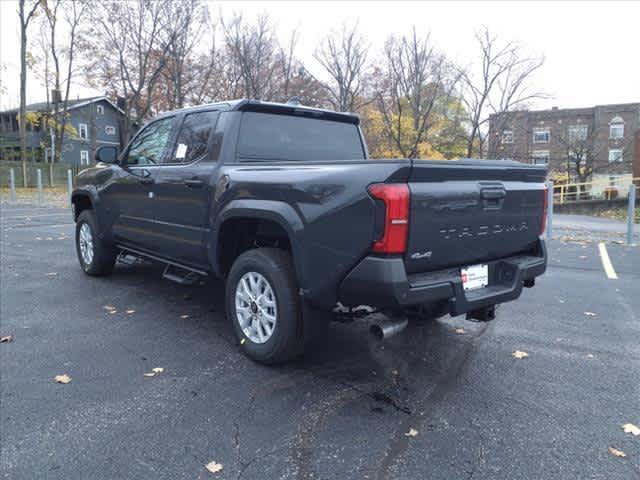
1 205 639 480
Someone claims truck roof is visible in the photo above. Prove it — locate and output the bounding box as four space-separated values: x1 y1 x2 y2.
156 99 360 124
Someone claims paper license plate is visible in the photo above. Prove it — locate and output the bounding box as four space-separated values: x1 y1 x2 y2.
461 264 488 291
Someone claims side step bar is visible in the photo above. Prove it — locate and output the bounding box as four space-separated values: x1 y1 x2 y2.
162 264 200 285
116 245 208 285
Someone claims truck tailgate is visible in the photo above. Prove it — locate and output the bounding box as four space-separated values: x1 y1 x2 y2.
405 160 546 274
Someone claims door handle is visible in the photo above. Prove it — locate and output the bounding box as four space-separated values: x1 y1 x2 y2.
138 176 154 184
184 178 205 188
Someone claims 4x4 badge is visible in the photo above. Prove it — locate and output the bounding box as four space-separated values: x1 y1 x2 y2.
411 251 432 260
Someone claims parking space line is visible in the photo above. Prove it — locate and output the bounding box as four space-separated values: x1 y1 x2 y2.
598 242 618 279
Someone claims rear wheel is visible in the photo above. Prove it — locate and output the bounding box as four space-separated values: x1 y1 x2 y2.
226 248 302 364
75 210 116 276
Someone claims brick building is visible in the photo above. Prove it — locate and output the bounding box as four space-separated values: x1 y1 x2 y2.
488 103 640 191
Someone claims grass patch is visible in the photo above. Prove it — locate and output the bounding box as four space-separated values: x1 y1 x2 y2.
0 187 70 208
591 206 640 224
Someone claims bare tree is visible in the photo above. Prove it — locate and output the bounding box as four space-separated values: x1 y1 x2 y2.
220 13 278 100
158 0 208 110
186 22 226 104
553 126 634 188
276 29 299 101
461 27 545 158
18 0 41 185
314 23 368 112
82 0 176 145
376 28 458 158
41 0 87 164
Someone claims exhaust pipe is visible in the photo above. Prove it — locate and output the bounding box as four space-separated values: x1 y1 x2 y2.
369 316 408 340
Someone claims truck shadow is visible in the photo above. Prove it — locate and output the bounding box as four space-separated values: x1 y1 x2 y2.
105 260 483 382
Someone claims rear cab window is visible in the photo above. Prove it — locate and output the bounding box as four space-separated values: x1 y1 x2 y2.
237 112 365 162
168 110 219 164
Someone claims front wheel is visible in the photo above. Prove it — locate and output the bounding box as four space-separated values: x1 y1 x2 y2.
226 248 302 364
75 210 116 276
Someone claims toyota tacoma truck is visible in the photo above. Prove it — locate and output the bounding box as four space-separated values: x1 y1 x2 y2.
71 99 547 364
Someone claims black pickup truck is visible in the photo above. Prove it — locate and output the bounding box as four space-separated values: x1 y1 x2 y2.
72 99 547 363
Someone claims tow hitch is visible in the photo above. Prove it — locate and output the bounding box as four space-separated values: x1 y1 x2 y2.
466 304 497 322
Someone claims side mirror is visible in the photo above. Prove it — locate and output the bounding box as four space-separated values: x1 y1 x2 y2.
96 145 119 164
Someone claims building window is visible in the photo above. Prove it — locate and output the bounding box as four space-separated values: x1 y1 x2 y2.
80 150 89 165
533 128 550 144
567 125 588 142
531 150 550 165
97 105 104 115
609 123 624 139
105 125 116 135
608 149 623 163
78 123 88 140
501 129 513 144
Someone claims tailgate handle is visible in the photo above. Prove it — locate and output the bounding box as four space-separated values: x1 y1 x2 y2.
480 187 506 209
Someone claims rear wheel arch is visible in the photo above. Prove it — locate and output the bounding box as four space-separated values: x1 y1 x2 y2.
216 214 302 283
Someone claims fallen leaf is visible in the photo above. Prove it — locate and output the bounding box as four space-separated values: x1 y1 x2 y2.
558 299 565 304
608 447 626 458
405 428 418 437
143 372 156 378
391 369 399 376
46 237 53 241
54 374 72 384
126 309 135 314
205 461 223 474
583 311 597 317
512 350 529 359
240 338 245 345
180 314 190 319
152 367 164 374
622 423 640 436
579 255 587 259
587 353 594 359
46 272 58 277
35 237 42 240
455 328 465 335
1 335 13 343
109 310 118 315
103 305 116 312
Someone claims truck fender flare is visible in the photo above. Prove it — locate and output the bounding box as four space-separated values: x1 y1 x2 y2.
71 188 98 220
210 200 306 288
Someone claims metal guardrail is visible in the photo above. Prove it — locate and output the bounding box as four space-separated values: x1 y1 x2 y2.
552 176 640 204
6 166 73 207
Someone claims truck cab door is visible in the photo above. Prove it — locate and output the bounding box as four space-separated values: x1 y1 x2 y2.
105 116 176 250
152 110 220 267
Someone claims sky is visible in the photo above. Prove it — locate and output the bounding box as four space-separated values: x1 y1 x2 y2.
1 0 639 111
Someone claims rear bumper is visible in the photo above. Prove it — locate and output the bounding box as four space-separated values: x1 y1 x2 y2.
338 239 547 316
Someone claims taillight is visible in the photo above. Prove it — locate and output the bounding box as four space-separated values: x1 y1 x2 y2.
368 183 410 254
540 184 548 235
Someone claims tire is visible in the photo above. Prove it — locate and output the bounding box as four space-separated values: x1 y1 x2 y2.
75 210 116 276
226 248 303 364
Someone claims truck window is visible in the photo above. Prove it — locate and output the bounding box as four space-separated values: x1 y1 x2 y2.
169 111 219 164
237 112 365 162
126 117 174 166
